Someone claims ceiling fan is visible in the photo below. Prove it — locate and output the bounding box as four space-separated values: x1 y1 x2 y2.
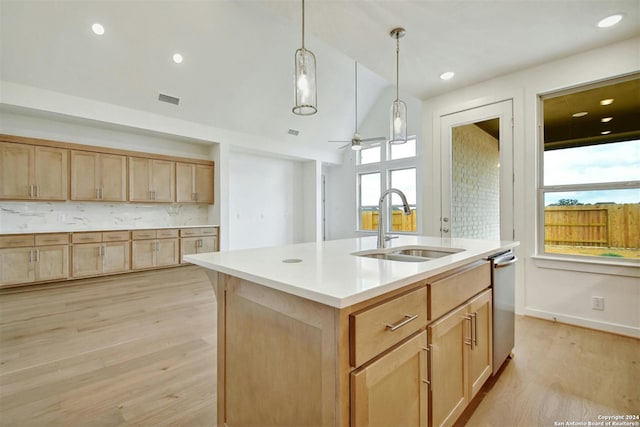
329 62 386 151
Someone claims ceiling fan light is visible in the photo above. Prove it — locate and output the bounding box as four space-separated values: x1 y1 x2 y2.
351 139 362 151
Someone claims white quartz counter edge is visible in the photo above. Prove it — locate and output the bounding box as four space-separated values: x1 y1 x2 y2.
1 225 219 235
185 235 518 309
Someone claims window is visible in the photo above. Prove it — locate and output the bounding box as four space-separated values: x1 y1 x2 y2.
540 75 640 261
357 137 418 233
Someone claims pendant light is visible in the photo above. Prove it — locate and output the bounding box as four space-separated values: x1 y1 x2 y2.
293 0 317 115
389 27 407 144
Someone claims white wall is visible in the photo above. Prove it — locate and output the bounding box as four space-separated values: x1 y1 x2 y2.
227 149 305 250
421 37 640 337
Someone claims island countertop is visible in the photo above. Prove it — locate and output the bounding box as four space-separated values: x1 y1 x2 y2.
185 235 518 308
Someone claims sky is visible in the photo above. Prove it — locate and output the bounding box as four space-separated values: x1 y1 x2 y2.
543 139 640 205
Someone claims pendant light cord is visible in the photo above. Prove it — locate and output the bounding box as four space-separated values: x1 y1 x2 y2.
355 61 358 132
395 34 400 102
301 0 305 49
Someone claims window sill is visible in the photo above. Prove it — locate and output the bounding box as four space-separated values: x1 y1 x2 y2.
532 255 640 278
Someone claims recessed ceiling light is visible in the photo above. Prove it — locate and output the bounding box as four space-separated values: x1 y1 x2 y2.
91 23 105 35
172 53 183 64
597 14 623 28
601 117 613 123
600 98 614 106
572 111 588 118
601 130 612 135
440 71 455 80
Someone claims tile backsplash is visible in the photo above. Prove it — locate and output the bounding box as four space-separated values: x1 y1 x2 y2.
0 202 210 233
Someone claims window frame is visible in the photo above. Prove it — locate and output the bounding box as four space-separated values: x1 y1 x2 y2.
356 136 420 234
537 76 640 265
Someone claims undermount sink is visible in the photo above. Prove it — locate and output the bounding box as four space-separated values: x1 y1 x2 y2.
352 246 465 263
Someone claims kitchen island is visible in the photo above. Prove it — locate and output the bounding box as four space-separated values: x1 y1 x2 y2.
185 235 518 427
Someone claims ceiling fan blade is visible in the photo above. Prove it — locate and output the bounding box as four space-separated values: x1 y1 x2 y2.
360 136 387 143
328 140 351 143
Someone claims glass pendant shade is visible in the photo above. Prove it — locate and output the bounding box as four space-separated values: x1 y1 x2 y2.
293 49 317 115
389 99 407 144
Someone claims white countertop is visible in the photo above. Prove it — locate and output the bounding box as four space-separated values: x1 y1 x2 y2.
1 225 219 235
185 235 518 309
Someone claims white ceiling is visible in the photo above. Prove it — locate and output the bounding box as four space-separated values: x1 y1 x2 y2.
1 0 639 157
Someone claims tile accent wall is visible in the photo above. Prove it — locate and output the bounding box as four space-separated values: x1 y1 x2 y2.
0 202 209 233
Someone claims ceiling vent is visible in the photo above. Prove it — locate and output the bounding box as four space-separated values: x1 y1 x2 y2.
288 128 300 136
158 93 180 105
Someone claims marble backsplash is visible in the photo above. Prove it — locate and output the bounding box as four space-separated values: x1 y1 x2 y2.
0 202 211 233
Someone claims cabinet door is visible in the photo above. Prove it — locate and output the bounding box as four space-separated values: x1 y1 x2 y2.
428 304 468 427
128 157 152 202
156 238 179 267
0 142 33 199
103 242 130 274
180 237 198 263
467 289 493 399
175 162 194 203
35 245 69 281
71 151 100 200
72 243 102 277
151 160 175 202
0 247 34 285
131 240 156 270
99 154 127 201
351 332 428 427
200 236 217 253
34 146 68 200
194 164 214 203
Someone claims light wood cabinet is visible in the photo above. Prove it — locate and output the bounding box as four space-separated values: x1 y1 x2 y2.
351 332 428 427
0 234 69 287
128 157 175 202
180 227 218 263
176 162 214 204
131 229 179 270
428 289 493 427
71 151 127 201
71 231 130 278
0 142 68 200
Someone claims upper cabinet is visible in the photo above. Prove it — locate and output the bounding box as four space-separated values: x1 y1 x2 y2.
129 157 175 202
0 142 68 201
71 151 127 202
176 162 214 204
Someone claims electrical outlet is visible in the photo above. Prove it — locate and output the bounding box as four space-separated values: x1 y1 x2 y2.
592 296 605 311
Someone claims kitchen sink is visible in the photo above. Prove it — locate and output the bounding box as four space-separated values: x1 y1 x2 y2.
352 245 465 262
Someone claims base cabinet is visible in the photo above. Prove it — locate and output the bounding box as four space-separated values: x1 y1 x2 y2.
428 289 493 427
351 332 428 427
132 230 179 270
0 234 69 287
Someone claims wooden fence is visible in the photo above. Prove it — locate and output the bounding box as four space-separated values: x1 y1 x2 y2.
361 210 417 232
544 203 640 249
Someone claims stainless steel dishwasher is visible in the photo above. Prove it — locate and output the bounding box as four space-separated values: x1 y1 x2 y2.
486 249 518 375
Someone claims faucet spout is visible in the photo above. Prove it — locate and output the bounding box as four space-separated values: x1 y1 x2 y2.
377 188 412 249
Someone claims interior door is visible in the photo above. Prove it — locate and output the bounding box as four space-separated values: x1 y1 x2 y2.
440 100 514 240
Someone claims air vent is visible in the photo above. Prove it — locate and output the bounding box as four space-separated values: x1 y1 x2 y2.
288 128 300 136
158 93 180 105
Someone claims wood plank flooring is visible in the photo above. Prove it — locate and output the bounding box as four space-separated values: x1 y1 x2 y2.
1 267 638 426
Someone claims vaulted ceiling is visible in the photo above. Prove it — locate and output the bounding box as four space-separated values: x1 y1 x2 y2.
1 0 638 158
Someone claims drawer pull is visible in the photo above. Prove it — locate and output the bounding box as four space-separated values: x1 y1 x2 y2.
385 314 418 332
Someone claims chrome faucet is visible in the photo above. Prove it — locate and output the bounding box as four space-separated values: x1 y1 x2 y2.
377 188 412 249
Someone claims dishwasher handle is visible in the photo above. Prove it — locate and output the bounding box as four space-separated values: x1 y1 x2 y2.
494 253 518 268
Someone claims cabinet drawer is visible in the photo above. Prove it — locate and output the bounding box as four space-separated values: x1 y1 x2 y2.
0 235 35 248
131 230 157 240
156 229 178 238
103 231 129 242
427 260 490 321
72 232 102 244
180 227 217 237
350 286 427 367
35 233 69 246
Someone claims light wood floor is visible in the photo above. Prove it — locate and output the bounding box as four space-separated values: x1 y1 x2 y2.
1 267 638 426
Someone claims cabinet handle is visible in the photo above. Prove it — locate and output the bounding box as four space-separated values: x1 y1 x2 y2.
29 185 34 198
28 249 33 263
35 249 40 262
464 315 473 348
385 314 418 332
472 312 478 347
421 345 432 388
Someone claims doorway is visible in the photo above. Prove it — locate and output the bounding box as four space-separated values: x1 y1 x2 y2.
440 100 514 240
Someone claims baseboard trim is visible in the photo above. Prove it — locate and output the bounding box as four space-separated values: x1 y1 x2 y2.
523 308 640 339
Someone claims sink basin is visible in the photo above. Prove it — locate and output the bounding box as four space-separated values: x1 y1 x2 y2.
352 245 464 262
393 248 464 258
